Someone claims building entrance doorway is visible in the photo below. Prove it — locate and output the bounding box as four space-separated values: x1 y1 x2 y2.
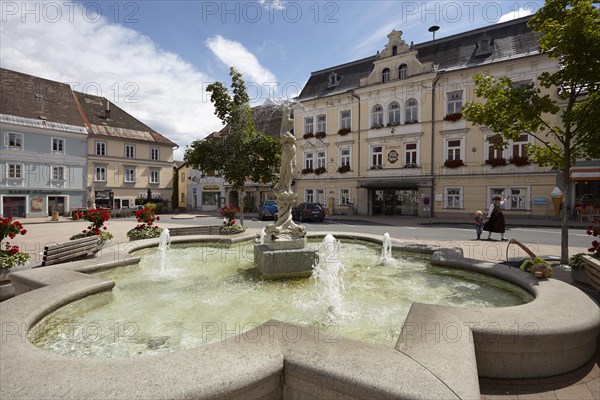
47 196 66 216
372 190 418 216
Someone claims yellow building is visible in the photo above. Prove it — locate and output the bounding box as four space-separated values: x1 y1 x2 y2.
293 16 566 218
75 92 177 210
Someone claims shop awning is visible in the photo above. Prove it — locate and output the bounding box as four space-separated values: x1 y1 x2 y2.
357 179 421 190
570 166 600 180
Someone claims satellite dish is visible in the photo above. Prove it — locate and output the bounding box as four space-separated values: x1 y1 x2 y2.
428 25 440 40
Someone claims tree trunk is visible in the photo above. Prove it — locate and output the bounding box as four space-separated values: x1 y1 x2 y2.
240 187 245 226
561 168 570 265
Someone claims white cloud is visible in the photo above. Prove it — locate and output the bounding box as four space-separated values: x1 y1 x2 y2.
0 1 221 161
206 35 277 87
258 0 286 11
497 8 534 23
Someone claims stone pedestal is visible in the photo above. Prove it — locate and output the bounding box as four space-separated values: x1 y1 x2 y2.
254 241 317 280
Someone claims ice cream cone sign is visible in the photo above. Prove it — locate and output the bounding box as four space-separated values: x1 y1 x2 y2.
550 187 563 217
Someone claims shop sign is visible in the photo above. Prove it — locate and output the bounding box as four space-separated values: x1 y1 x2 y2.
203 184 221 191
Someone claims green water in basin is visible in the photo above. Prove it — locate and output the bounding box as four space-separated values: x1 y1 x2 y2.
30 240 533 357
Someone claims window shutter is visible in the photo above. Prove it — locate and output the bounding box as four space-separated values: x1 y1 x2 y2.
3 133 7 148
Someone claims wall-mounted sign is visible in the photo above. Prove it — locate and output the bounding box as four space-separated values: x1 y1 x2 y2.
31 197 44 211
203 184 221 191
387 150 399 164
532 197 548 205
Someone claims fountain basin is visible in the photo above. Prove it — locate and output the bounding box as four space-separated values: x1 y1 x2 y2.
2 231 599 400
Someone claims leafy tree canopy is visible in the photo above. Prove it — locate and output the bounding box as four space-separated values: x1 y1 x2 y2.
184 67 281 191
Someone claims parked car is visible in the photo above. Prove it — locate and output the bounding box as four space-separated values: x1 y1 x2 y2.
258 200 278 220
292 202 326 222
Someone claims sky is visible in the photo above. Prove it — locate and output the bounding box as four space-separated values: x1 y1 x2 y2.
0 0 546 160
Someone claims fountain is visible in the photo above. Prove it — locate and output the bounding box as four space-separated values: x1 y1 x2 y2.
381 232 393 264
254 131 317 279
312 234 346 316
1 121 599 399
158 228 170 273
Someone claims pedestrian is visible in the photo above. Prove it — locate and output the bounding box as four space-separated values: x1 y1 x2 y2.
483 196 507 241
474 210 484 240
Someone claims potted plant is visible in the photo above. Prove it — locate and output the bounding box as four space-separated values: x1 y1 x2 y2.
0 217 30 282
443 112 463 122
337 164 351 173
219 205 245 235
444 159 465 168
485 157 507 167
127 207 163 240
69 208 114 245
580 220 600 290
509 155 530 166
314 167 327 175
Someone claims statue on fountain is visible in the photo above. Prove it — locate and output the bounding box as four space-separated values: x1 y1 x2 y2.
254 130 318 279
265 131 306 242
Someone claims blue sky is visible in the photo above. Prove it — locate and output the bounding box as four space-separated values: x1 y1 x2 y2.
0 0 546 159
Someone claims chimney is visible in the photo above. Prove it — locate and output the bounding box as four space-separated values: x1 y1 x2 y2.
105 100 111 119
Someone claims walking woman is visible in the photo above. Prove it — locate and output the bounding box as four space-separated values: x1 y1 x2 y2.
483 196 508 241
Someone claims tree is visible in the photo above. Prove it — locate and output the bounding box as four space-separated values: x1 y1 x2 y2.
185 67 281 225
462 0 600 264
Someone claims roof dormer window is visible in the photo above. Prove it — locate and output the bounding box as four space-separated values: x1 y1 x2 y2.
328 71 341 88
475 35 494 56
382 68 390 83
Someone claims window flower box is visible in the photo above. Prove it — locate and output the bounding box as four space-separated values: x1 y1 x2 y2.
301 167 314 174
337 164 351 173
337 128 351 136
371 124 384 129
302 132 314 140
404 163 419 169
509 155 530 166
443 112 463 122
444 159 465 168
314 167 327 175
485 158 507 168
386 122 400 127
315 131 327 140
404 119 418 125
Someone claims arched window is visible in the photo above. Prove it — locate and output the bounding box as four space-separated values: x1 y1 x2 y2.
372 105 384 127
388 102 401 126
382 68 390 83
405 99 418 123
399 64 408 80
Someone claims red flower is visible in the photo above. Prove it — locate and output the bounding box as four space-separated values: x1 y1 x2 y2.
20 229 27 235
156 216 160 221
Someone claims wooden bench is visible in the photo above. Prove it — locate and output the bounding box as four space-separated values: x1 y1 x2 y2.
41 236 101 266
168 226 220 236
582 255 600 291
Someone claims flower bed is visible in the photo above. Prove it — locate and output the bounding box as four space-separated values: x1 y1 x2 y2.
219 205 245 235
127 207 163 240
1 217 30 270
70 209 113 242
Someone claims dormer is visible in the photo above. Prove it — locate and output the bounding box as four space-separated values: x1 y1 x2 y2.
328 71 341 88
474 33 494 57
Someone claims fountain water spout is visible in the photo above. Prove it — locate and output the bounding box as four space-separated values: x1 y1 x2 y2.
381 233 393 264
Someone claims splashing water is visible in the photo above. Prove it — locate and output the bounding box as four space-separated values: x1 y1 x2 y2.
312 234 346 316
259 228 266 245
158 229 170 273
381 233 393 265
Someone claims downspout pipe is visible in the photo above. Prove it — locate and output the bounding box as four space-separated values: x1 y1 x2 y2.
431 70 445 218
351 91 361 212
